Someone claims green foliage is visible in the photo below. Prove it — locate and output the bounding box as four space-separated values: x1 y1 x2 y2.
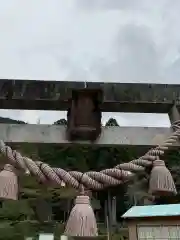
105 118 119 126
0 116 179 239
0 200 34 221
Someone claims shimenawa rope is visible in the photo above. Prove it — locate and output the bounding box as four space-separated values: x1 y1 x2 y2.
0 120 179 190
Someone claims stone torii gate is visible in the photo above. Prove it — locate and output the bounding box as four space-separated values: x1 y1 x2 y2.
0 79 179 237
0 79 180 146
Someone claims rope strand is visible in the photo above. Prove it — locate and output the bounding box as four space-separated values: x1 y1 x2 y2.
0 121 179 190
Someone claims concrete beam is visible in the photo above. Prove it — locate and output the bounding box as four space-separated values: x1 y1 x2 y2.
0 124 178 147
0 79 179 113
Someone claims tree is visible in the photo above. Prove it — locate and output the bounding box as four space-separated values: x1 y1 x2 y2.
105 118 119 126
0 116 179 238
54 119 67 125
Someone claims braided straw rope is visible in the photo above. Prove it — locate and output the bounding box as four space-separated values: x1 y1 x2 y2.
0 121 179 190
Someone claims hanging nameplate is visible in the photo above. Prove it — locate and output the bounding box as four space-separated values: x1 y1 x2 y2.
67 88 102 141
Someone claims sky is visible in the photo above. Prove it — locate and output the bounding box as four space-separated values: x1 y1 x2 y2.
0 0 180 126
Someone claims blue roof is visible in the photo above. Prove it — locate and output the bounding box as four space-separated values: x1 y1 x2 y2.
122 204 180 218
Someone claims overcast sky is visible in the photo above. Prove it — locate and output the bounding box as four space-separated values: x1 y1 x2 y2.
0 0 180 126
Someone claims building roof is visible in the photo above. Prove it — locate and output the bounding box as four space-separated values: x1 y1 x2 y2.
122 204 180 218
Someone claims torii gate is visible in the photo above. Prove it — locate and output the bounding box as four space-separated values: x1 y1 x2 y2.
0 79 179 237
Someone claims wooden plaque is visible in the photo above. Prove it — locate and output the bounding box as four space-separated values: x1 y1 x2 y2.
67 88 102 141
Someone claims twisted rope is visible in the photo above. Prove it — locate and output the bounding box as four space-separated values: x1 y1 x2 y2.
0 121 179 190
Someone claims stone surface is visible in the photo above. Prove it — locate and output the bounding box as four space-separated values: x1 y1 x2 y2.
0 79 180 112
0 123 178 147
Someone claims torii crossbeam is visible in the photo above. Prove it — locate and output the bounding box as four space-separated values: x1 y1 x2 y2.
0 79 179 147
0 79 180 113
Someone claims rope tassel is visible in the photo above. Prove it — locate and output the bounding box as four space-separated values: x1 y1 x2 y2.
0 164 18 200
149 159 177 196
64 195 98 237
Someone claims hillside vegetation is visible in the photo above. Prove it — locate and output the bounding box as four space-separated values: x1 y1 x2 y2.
0 116 179 239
